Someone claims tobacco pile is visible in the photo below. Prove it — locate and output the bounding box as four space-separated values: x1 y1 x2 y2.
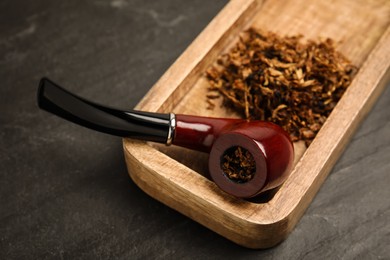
221 146 256 183
206 28 357 146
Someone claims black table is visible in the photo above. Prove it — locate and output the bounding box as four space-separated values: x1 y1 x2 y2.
1 1 389 258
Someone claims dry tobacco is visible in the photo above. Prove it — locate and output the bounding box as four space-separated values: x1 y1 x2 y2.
206 28 357 146
221 146 256 183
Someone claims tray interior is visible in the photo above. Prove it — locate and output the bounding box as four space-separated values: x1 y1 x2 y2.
149 0 389 194
124 0 390 248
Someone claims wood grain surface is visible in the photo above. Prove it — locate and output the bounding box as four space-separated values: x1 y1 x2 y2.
124 0 390 249
1 0 389 258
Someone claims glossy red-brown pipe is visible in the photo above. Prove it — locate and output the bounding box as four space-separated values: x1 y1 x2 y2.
173 115 240 152
38 78 294 198
173 115 294 198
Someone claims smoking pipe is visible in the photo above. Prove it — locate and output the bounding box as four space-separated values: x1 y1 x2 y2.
37 78 294 198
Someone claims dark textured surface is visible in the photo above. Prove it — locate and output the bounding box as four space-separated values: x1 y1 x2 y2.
1 0 389 259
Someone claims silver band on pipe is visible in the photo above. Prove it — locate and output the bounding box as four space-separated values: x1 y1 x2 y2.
166 113 176 145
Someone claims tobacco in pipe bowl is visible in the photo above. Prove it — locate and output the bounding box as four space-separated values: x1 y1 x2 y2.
37 78 294 198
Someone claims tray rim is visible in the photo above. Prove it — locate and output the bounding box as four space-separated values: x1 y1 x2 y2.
123 0 390 248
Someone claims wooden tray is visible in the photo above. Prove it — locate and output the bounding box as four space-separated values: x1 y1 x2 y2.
123 0 390 248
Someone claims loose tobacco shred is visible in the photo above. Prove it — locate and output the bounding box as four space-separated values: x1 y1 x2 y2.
206 28 357 146
221 146 256 183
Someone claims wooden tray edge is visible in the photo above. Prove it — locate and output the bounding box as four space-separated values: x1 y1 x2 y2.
122 0 390 248
135 0 260 112
123 139 289 248
265 25 390 232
